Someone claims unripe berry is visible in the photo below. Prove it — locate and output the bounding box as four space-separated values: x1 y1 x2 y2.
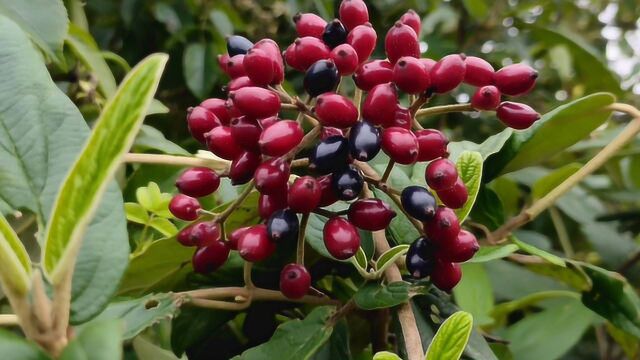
381 127 419 164
353 60 393 91
348 199 396 231
349 121 381 161
176 167 220 198
293 13 327 38
464 56 495 86
401 186 437 221
229 87 281 119
339 0 369 31
322 19 348 49
280 263 311 299
399 10 421 36
331 165 364 201
415 129 448 162
347 23 377 64
293 37 331 70
226 76 257 92
425 158 458 191
254 157 291 194
288 176 322 213
205 126 244 160
323 217 360 260
229 151 261 185
406 237 437 278
430 54 466 93
226 35 253 57
237 225 276 262
431 261 462 291
304 59 340 97
200 98 232 125
495 63 538 96
258 191 288 219
424 206 461 245
259 120 304 156
385 22 420 64
496 101 540 130
227 226 251 250
317 174 339 207
243 48 276 86
314 93 358 128
187 106 221 144
225 54 247 79
437 178 468 209
310 136 350 174
471 85 501 111
330 44 359 75
192 240 230 274
169 194 201 221
439 230 479 263
393 56 430 94
267 209 299 243
362 82 398 126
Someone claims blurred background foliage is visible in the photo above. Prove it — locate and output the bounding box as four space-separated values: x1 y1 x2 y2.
50 0 640 359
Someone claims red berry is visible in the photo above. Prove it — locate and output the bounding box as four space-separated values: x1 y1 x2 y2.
205 126 244 160
314 93 358 128
230 116 262 152
226 76 257 92
237 225 276 262
321 127 344 140
496 101 540 130
288 176 322 213
229 151 261 185
495 63 538 96
253 39 284 84
430 54 466 93
317 174 339 207
226 54 247 79
424 207 461 245
330 44 359 75
227 226 251 250
259 115 279 129
229 87 281 119
191 221 222 247
348 199 396 231
381 127 419 165
362 82 398 126
339 0 369 31
259 120 304 156
431 261 462 291
200 98 231 124
385 22 420 64
420 58 437 73
280 263 311 299
293 13 327 38
258 191 288 219
437 178 468 209
353 59 393 91
399 10 421 36
294 37 331 70
176 167 220 198
471 85 501 110
284 43 303 71
323 217 360 260
254 157 291 194
187 106 221 143
439 230 479 263
390 106 412 129
243 48 276 86
464 56 495 86
218 54 230 74
347 23 377 64
415 129 448 162
426 158 458 191
169 194 201 221
393 56 430 94
177 223 198 247
192 240 230 274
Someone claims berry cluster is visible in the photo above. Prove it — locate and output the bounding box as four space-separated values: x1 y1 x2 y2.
168 0 540 294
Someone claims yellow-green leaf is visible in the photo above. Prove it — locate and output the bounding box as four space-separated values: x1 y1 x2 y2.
125 203 149 224
374 244 409 274
425 311 473 360
149 217 178 237
0 215 31 295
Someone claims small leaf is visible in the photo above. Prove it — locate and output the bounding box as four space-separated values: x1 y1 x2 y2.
66 23 117 97
469 244 518 263
149 217 178 237
454 151 483 222
425 311 473 360
354 282 426 310
354 247 368 270
373 351 402 360
125 202 149 224
0 215 32 295
183 42 217 99
0 328 49 359
511 236 566 267
531 163 581 200
375 244 409 273
59 319 123 360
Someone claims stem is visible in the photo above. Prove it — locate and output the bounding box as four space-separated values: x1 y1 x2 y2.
380 159 395 183
354 88 363 116
297 213 310 264
408 93 429 116
0 314 19 326
549 207 573 257
123 153 230 171
285 125 321 161
312 208 338 218
243 261 254 289
415 103 474 118
215 181 255 224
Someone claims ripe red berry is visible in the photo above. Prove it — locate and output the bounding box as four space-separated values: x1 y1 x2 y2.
284 43 303 71
169 194 201 221
495 63 538 96
323 217 360 260
243 48 276 86
321 127 344 140
439 230 479 263
226 76 257 92
176 167 220 198
390 106 412 129
177 223 199 247
431 260 462 291
253 39 284 84
237 225 276 262
353 60 393 91
317 174 339 207
430 54 466 94
471 85 501 110
230 116 262 152
399 10 421 36
415 129 448 162
187 106 221 143
280 263 311 299
339 0 369 31
258 120 304 156
229 87 281 119
464 56 495 86
259 115 279 129
217 54 230 74
229 151 261 185
330 44 359 75
424 206 461 245
496 101 540 130
437 178 468 209
362 82 398 126
381 127 419 164
258 191 288 219
425 158 458 191
254 157 291 194
192 240 230 274
190 221 222 247
385 22 420 64
288 176 321 213
420 58 437 73
225 54 247 79
293 13 327 39
293 37 331 70
205 126 244 160
393 56 430 94
314 93 358 128
348 199 396 231
347 23 377 64
227 226 251 250
200 98 231 124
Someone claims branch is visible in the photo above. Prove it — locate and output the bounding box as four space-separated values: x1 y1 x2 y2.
297 213 310 264
123 153 230 171
0 314 19 326
415 103 474 118
214 180 255 224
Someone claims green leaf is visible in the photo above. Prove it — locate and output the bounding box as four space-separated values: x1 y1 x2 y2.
149 217 178 237
453 264 494 326
373 351 402 360
531 163 581 200
66 23 117 97
375 244 409 274
43 53 168 282
468 186 504 230
171 307 234 357
0 0 68 64
469 244 518 263
0 328 49 359
447 128 513 163
491 290 580 323
462 0 488 20
134 125 189 155
454 151 483 222
183 42 217 99
233 306 335 360
136 182 172 216
511 236 566 267
0 215 32 295
354 282 426 310
60 319 123 360
134 335 184 360
425 311 473 360
125 202 149 224
353 247 368 270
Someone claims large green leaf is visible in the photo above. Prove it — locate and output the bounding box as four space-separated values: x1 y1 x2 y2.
469 244 518 263
60 319 123 360
531 163 581 200
0 215 31 295
425 311 473 360
66 23 117 97
183 42 217 99
0 328 49 359
233 306 335 360
454 151 483 222
43 53 168 282
354 282 427 310
453 264 494 326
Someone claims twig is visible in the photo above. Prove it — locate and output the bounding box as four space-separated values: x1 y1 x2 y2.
618 250 640 274
415 103 474 118
123 153 230 171
380 159 395 183
0 314 19 326
215 180 255 224
297 213 310 264
243 262 254 289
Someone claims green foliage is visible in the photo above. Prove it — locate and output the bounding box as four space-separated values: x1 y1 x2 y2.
0 215 32 295
454 151 483 222
354 282 427 310
425 311 473 360
59 319 123 360
0 329 49 359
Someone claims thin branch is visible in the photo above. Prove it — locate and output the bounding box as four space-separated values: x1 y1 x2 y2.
243 261 254 289
380 159 395 183
415 103 474 118
0 314 19 326
215 180 255 224
123 153 230 171
297 213 310 264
